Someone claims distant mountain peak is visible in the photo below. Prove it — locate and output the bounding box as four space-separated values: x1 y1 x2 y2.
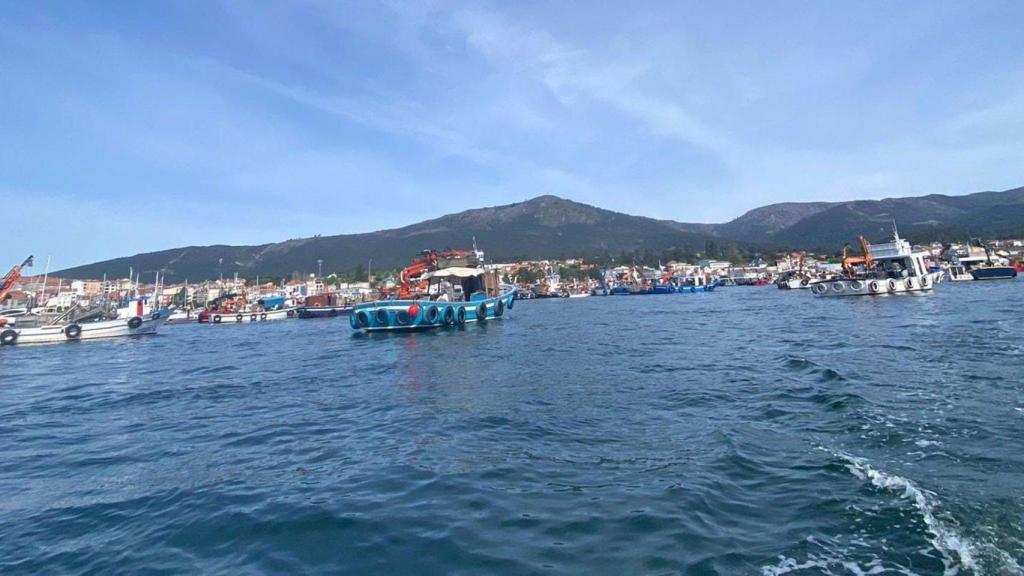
53 185 1024 281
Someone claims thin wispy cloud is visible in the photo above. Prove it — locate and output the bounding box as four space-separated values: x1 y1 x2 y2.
1 1 1022 267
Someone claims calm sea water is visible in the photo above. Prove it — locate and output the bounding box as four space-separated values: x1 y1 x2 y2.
2 282 1023 575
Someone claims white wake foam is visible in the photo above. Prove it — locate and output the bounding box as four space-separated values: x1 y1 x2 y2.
830 449 1024 576
762 553 891 575
834 450 977 575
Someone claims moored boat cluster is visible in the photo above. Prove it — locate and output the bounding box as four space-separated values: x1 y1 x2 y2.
2 228 1020 346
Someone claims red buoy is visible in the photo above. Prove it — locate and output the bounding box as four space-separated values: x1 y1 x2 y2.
407 304 420 317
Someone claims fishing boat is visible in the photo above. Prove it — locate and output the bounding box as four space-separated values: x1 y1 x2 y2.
297 293 352 318
515 287 535 300
166 308 199 324
297 305 352 318
811 228 943 297
636 267 718 295
970 265 1018 281
968 241 1018 280
609 284 642 295
942 239 1017 281
673 276 718 293
197 293 295 323
350 249 515 332
531 273 567 298
198 307 293 323
776 253 814 289
0 306 166 346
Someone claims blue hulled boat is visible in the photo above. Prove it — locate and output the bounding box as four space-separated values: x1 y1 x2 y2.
672 280 717 294
970 266 1018 281
350 265 516 332
609 285 639 295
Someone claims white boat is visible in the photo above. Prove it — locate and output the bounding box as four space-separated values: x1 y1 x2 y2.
0 311 166 346
777 276 823 290
197 307 295 323
945 264 974 282
165 309 200 324
812 229 943 297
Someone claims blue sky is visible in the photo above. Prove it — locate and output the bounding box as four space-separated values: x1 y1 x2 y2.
2 1 1023 268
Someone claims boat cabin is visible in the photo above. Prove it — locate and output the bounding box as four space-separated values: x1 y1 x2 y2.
860 234 930 280
421 267 497 302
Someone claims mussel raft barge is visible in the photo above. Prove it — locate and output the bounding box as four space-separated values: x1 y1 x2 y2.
350 267 516 332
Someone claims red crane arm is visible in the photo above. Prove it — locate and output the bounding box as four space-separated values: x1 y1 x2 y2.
0 256 34 302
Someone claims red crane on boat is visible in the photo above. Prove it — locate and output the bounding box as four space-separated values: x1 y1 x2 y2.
394 249 475 299
0 256 33 304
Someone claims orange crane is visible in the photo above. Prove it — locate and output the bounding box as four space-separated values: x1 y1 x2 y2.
841 237 872 276
0 256 34 303
395 251 440 299
394 249 476 299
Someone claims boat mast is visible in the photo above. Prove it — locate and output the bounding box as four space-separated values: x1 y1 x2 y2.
39 255 51 307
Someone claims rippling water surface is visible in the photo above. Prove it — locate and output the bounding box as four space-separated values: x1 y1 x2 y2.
2 283 1023 575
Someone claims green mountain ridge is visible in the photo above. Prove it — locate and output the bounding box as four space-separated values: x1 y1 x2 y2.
54 186 1024 281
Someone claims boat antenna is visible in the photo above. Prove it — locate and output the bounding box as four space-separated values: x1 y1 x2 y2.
891 218 900 240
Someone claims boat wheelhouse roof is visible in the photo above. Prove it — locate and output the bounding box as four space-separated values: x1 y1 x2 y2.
426 266 485 279
869 236 913 259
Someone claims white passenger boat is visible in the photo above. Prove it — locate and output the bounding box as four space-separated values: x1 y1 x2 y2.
0 310 166 346
811 229 943 297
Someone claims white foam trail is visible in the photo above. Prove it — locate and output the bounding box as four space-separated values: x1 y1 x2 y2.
762 553 904 576
829 450 981 575
832 450 976 573
762 555 831 575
